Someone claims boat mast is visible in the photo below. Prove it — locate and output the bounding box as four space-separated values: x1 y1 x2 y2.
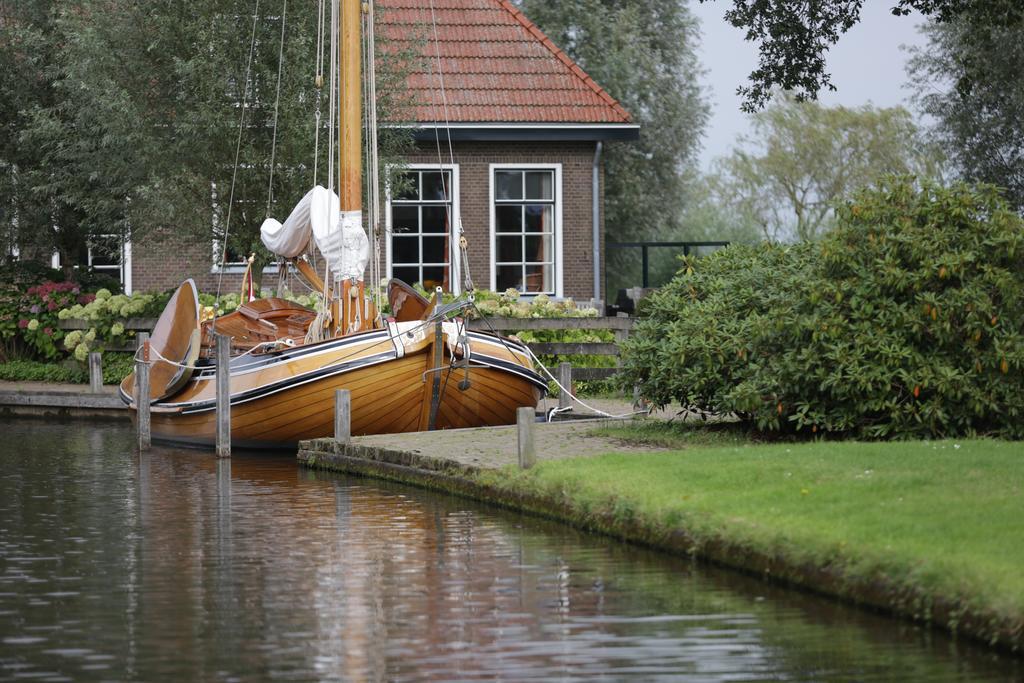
335 0 364 335
340 0 361 216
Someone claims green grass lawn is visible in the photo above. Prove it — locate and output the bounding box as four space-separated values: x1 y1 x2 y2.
484 424 1024 643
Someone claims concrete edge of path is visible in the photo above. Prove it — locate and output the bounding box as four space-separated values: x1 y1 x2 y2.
0 382 127 418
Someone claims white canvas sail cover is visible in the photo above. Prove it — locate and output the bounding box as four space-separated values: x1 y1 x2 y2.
260 186 316 258
260 185 368 281
309 186 368 282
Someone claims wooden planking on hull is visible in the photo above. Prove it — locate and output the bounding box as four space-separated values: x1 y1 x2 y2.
246 370 424 440
149 352 429 445
214 352 424 431
436 379 527 429
141 322 545 447
159 332 397 408
457 364 539 404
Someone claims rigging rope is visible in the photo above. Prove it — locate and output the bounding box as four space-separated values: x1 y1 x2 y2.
265 0 288 217
468 301 650 421
305 0 339 344
364 0 384 325
426 0 474 294
312 0 326 184
214 0 263 331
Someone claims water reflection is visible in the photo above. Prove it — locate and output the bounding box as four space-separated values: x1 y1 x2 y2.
0 418 1020 681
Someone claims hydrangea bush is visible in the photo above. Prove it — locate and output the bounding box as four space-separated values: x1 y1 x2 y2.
1 281 92 360
58 289 169 360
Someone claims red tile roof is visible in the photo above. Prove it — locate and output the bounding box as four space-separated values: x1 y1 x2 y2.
377 0 633 124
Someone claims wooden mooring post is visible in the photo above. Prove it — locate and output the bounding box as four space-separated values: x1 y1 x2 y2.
216 333 231 459
558 362 572 411
334 389 351 445
135 333 151 451
88 352 103 393
517 406 536 469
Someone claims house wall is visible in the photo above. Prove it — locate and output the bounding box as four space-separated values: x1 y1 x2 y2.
130 140 604 302
405 140 603 302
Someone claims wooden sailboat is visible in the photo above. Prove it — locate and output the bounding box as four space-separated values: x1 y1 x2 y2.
119 0 546 448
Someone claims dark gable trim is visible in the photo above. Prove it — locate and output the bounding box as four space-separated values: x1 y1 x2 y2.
400 123 641 143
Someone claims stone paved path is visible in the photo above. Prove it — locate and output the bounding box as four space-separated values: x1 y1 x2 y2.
342 417 666 471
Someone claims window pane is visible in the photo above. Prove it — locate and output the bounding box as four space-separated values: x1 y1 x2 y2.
497 235 523 263
392 206 419 234
421 206 449 234
421 171 449 201
224 244 247 265
524 205 552 233
524 264 553 293
394 172 419 201
392 236 420 264
525 171 553 200
496 205 522 233
422 236 447 264
525 234 551 263
495 171 522 200
422 266 447 291
496 265 522 291
90 236 121 267
393 266 419 285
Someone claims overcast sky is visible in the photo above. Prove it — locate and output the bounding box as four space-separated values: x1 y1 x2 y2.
691 2 930 169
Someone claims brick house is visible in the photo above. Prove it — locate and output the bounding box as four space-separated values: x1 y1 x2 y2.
126 0 637 302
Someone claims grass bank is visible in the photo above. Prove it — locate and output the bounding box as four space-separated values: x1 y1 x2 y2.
475 429 1024 651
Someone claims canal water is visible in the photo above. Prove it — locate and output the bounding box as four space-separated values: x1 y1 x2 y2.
0 419 1020 682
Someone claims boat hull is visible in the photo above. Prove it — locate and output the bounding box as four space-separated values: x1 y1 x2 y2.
123 324 546 449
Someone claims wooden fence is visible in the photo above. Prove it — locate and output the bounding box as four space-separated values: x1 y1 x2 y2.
465 316 632 380
61 315 635 380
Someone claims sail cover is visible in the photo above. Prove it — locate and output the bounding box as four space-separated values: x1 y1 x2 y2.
260 185 369 281
309 186 369 282
260 187 316 258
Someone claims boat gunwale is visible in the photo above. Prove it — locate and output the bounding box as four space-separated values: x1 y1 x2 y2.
119 346 548 413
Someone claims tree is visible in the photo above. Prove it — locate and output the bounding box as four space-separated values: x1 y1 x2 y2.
516 1 708 296
11 0 412 288
708 96 941 242
703 0 1024 112
0 1 88 272
516 0 709 242
908 19 1024 211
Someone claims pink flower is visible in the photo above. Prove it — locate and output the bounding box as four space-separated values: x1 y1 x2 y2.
44 327 52 335
17 319 28 329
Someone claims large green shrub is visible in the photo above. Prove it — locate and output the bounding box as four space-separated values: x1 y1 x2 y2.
621 178 1024 439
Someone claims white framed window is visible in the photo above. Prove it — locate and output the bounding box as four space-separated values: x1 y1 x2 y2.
211 240 256 272
46 235 134 294
386 164 461 294
209 179 279 275
86 234 133 293
88 235 123 279
489 164 562 296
